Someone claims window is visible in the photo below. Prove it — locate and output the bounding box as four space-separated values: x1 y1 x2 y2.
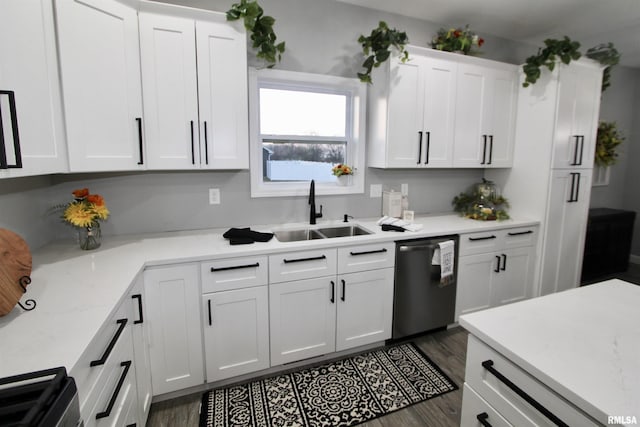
249 69 366 197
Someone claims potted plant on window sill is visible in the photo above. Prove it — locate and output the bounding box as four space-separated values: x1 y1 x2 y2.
332 164 354 186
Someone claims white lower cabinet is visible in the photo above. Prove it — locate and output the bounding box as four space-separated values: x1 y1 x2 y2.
144 264 204 396
203 285 270 382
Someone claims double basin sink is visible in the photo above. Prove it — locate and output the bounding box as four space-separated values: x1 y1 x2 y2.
274 224 372 242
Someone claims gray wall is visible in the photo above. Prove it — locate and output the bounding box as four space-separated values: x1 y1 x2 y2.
1 0 638 255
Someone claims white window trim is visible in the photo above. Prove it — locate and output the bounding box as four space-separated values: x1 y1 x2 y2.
249 68 367 198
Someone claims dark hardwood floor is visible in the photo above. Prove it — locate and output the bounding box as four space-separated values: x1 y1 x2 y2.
146 327 469 427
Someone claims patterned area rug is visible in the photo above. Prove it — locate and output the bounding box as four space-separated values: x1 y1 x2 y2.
199 343 457 427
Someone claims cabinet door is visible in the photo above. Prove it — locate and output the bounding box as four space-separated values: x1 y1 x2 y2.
144 264 204 395
202 286 270 382
0 0 67 178
385 58 424 167
491 246 535 307
129 277 152 425
269 277 336 365
453 63 487 167
540 170 592 296
196 19 248 169
139 12 199 169
336 269 394 351
56 0 145 172
553 65 602 169
455 252 497 320
483 68 517 167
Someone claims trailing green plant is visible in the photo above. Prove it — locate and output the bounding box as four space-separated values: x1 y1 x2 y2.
595 121 624 166
226 0 285 67
522 36 581 87
357 21 409 84
585 43 621 92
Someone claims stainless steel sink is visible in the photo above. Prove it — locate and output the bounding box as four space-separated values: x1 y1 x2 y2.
274 228 324 242
317 225 372 238
273 224 372 242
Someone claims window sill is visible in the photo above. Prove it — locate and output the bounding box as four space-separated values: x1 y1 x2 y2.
250 180 364 198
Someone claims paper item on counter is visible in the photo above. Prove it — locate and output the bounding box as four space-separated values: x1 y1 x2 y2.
376 216 423 232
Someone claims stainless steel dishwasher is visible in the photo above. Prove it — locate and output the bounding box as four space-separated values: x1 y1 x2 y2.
392 235 459 339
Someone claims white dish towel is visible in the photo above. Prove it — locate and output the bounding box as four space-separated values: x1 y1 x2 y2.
432 240 455 285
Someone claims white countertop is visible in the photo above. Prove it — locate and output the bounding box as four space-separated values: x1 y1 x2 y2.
0 213 537 380
459 279 640 425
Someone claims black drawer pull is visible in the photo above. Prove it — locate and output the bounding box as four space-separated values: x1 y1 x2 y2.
507 230 533 236
283 255 326 264
207 299 212 325
468 235 496 241
90 319 128 367
494 256 501 273
190 120 195 165
132 294 143 325
96 361 132 419
0 90 23 169
349 248 387 256
481 360 569 427
136 117 144 165
477 412 492 427
501 254 507 271
330 281 335 303
211 262 259 272
203 121 209 165
341 279 346 302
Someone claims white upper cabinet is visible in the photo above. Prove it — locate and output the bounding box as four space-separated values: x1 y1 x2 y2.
55 0 145 172
552 62 602 169
139 3 249 169
0 0 67 178
453 63 518 168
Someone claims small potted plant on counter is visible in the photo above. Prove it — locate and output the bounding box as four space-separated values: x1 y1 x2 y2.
58 188 110 250
332 163 354 186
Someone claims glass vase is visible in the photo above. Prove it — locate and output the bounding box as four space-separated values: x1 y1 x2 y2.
78 223 101 250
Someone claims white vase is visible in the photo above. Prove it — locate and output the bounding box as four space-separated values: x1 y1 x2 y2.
336 175 351 186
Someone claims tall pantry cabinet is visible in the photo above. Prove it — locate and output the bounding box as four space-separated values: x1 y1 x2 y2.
486 59 603 296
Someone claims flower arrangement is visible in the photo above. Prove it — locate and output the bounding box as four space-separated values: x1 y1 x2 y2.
595 121 624 167
331 164 354 177
431 25 484 55
452 180 509 221
60 188 109 250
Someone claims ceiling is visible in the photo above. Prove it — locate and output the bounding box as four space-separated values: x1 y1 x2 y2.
336 0 640 68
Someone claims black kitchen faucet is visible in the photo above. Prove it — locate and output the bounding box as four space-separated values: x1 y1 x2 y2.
309 180 323 224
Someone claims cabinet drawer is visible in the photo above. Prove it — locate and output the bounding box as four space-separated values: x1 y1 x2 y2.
201 256 268 292
337 242 395 274
465 335 599 426
502 227 538 250
461 383 512 427
269 248 337 283
460 231 502 256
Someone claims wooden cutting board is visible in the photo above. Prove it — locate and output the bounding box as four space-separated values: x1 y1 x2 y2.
0 228 32 316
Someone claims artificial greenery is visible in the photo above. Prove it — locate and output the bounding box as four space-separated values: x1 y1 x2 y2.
226 0 285 67
430 25 484 55
357 21 409 84
585 43 621 92
452 186 510 221
522 36 581 87
595 121 625 166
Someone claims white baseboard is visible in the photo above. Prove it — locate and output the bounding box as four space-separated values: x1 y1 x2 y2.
630 254 640 265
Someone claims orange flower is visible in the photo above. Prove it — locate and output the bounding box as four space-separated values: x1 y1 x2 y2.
453 30 461 38
72 188 89 199
478 38 485 47
86 194 105 206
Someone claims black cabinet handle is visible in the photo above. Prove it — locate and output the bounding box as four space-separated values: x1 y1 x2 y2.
476 412 492 427
330 281 335 303
417 131 423 164
488 135 494 165
501 254 507 271
341 279 346 302
207 299 212 325
468 235 496 241
482 360 569 427
190 120 195 165
126 424 137 427
424 131 430 164
90 319 128 367
0 90 23 169
507 230 533 236
567 173 580 202
494 255 501 273
96 361 132 420
211 262 259 272
283 255 326 264
132 294 143 325
481 135 487 165
135 117 144 165
349 248 387 256
577 135 585 165
570 135 580 166
203 121 209 165
574 172 581 202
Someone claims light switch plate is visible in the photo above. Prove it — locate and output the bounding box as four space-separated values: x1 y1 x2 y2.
370 184 382 198
401 183 409 196
209 188 221 205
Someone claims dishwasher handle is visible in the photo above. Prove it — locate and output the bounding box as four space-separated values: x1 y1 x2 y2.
398 244 437 252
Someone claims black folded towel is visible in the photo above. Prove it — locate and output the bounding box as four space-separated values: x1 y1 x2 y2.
381 224 405 232
223 227 274 244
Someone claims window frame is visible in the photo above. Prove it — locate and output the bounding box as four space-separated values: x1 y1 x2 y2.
249 68 367 198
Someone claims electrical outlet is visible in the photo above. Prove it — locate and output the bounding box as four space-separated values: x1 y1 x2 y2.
401 183 409 196
209 188 220 205
370 184 382 198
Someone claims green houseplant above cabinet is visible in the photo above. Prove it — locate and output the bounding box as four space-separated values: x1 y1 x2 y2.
367 46 518 169
138 1 249 170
